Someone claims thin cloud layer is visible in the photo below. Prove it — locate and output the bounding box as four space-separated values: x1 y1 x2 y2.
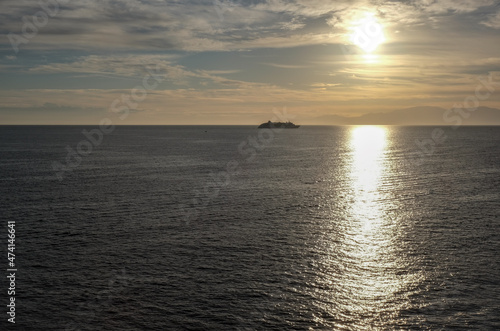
481 10 500 28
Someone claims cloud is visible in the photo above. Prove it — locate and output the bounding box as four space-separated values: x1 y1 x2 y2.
262 63 310 69
26 54 265 89
415 0 495 14
29 55 178 77
279 17 306 31
481 10 500 28
0 0 498 53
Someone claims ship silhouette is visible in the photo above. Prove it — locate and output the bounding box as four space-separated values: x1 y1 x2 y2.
258 121 300 129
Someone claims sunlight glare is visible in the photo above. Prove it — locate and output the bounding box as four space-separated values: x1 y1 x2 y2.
351 126 387 167
350 125 387 222
362 54 379 64
349 13 385 54
345 125 399 317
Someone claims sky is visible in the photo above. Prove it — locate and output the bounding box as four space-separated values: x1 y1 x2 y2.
1 0 500 125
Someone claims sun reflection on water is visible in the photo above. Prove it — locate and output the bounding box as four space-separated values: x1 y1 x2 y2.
309 127 423 328
335 126 405 326
350 125 387 213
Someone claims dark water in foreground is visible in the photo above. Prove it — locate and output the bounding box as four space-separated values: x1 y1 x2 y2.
1 125 499 330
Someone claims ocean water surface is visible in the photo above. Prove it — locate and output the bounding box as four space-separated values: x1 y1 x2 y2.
1 125 499 330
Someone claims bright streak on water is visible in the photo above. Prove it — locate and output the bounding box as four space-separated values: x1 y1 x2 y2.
350 125 387 220
332 126 414 328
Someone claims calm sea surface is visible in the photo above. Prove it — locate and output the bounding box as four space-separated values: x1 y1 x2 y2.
1 125 499 330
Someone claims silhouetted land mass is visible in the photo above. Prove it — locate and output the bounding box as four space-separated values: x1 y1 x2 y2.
302 106 500 125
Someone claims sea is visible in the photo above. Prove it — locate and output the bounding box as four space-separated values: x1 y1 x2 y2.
1 125 499 330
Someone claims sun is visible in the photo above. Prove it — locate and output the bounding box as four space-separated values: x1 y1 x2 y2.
349 13 385 54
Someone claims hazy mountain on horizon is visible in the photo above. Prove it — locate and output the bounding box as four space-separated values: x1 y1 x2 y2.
304 106 500 125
